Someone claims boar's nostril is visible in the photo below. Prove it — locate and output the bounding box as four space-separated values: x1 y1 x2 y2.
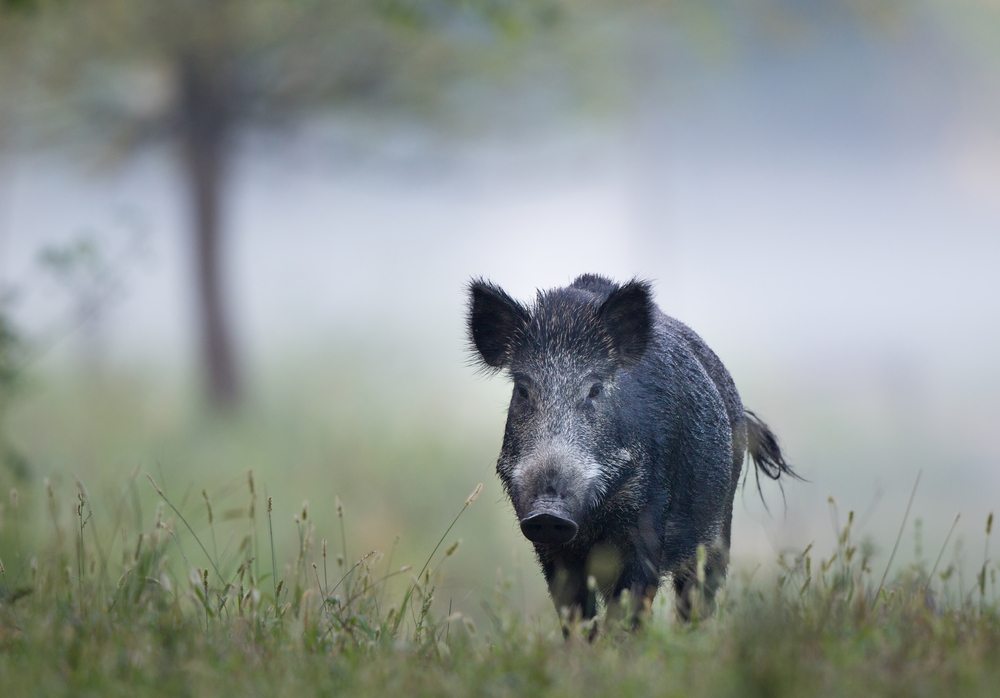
519 512 578 545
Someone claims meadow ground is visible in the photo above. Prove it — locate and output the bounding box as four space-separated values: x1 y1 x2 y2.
0 362 998 697
0 468 998 698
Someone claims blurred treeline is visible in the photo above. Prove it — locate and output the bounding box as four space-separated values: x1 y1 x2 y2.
0 0 568 410
2 0 997 410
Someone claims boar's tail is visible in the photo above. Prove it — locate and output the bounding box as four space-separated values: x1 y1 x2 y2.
744 410 802 506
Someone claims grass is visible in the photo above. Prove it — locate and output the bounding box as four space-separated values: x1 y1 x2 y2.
0 360 998 696
0 462 998 697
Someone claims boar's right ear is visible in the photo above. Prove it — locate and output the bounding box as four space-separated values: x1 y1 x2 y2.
468 280 530 370
597 280 653 367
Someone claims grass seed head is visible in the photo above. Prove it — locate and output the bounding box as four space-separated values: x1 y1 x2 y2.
9 488 17 509
696 544 708 585
988 512 993 536
301 500 308 521
335 496 344 518
466 483 483 506
202 490 214 524
145 473 164 497
445 539 461 557
73 476 88 501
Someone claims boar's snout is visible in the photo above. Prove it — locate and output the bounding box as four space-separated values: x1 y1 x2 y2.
519 511 578 545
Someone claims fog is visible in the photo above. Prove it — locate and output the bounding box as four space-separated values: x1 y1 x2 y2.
2 12 998 609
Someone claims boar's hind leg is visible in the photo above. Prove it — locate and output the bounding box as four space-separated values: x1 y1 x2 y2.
673 546 729 622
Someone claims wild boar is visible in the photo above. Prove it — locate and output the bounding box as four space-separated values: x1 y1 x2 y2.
468 274 796 622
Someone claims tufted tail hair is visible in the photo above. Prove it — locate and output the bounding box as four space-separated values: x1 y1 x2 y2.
744 410 802 506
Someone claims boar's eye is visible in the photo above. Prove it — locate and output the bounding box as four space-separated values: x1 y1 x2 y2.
587 383 602 400
516 384 530 401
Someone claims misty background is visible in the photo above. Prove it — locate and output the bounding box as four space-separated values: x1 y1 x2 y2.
1 0 998 616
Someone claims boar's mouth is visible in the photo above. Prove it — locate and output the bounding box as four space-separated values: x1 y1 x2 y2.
519 510 578 545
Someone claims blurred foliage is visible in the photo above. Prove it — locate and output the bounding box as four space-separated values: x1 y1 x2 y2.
38 237 122 317
0 301 17 393
0 296 28 488
0 0 571 408
2 0 962 408
1 0 941 148
35 230 150 353
926 0 1000 79
2 0 559 150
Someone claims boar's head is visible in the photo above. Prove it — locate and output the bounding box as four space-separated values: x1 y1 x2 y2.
468 275 654 546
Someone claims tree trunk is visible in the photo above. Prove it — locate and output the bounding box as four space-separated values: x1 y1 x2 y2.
180 55 241 409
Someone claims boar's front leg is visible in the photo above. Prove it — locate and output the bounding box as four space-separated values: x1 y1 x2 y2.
540 552 597 623
606 547 662 628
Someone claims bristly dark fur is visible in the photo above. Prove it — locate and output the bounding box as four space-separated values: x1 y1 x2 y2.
595 280 654 367
466 273 800 625
570 273 617 294
467 278 530 373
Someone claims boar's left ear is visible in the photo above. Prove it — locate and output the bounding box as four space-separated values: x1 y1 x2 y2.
597 280 653 367
468 279 531 370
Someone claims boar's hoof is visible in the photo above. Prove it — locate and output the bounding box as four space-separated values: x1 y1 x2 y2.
520 512 578 545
